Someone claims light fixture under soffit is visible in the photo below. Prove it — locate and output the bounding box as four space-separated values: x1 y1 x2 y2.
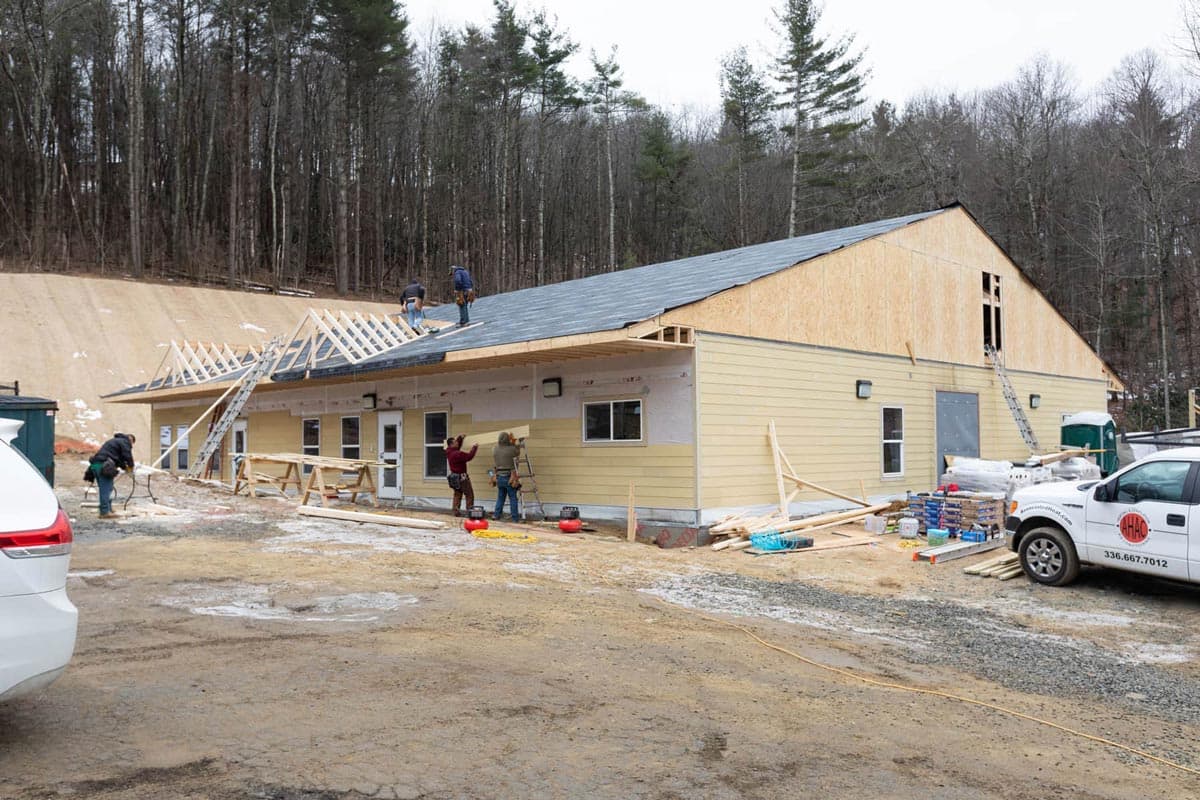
1029 394 1041 410
362 392 377 410
542 378 562 398
855 380 872 400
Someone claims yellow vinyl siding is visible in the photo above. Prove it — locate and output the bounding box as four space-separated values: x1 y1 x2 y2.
401 411 695 509
697 334 1107 509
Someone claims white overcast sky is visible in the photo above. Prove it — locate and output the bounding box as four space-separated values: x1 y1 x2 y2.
404 0 1190 110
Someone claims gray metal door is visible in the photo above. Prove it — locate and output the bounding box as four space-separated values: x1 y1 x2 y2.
936 391 979 476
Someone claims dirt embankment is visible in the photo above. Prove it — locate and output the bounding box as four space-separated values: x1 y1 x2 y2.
0 273 398 460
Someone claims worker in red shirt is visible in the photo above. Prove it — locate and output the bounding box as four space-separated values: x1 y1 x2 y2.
444 434 477 516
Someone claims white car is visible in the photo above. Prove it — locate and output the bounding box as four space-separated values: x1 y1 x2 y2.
0 419 77 701
1007 447 1200 586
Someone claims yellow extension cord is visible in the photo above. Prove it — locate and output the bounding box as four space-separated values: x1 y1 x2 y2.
575 560 1200 778
470 529 537 544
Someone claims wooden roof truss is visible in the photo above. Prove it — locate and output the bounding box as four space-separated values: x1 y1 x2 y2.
153 340 262 388
273 308 426 373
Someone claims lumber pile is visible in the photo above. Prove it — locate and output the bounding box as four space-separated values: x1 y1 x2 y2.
708 420 902 552
298 505 447 530
962 551 1024 580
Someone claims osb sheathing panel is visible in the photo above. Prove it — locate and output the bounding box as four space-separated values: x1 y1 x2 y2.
663 208 1113 385
696 335 1108 509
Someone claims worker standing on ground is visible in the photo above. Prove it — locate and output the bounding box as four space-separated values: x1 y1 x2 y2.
87 432 136 519
492 432 521 523
400 277 426 331
449 265 475 326
444 434 477 517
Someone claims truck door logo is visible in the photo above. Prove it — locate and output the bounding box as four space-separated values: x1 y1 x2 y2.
1118 512 1150 545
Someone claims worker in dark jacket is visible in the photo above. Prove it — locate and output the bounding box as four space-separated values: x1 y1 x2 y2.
444 434 478 516
449 265 475 326
89 433 136 519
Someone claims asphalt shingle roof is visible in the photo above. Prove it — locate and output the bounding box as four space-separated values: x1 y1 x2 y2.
275 207 946 382
103 207 945 397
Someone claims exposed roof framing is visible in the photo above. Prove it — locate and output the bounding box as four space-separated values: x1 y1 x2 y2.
273 309 430 374
152 340 262 388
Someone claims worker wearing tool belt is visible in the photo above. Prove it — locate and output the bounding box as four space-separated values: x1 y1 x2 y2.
449 264 475 326
444 435 477 516
491 432 521 522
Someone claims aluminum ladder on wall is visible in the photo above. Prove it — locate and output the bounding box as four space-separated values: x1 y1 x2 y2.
515 449 546 521
984 344 1040 454
187 336 284 479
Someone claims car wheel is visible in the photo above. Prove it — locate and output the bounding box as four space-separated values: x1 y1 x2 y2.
1019 526 1080 586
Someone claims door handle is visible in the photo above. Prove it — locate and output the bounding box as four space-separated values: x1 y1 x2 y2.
1166 513 1186 527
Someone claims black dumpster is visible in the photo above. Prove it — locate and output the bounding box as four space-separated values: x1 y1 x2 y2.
0 395 58 485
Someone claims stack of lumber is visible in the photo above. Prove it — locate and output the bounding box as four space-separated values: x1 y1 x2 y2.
711 503 895 552
962 551 1023 580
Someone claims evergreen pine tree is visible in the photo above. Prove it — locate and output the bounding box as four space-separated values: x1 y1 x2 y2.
774 0 867 237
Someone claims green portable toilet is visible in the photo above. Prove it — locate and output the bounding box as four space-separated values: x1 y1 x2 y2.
0 395 59 485
1061 411 1117 477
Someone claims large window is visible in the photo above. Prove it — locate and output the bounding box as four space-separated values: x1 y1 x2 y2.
302 418 320 473
341 416 361 460
583 399 643 443
424 411 448 478
882 407 904 477
159 425 172 464
176 424 189 471
1114 461 1190 504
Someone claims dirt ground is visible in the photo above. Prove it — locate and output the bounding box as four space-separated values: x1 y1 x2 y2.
2 459 1199 799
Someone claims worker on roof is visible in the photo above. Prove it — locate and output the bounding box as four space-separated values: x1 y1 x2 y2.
449 265 475 327
400 277 426 332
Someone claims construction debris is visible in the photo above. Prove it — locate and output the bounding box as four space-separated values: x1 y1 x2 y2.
297 505 446 530
963 551 1022 579
912 538 1004 564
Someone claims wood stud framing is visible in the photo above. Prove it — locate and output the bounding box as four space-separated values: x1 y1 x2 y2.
154 340 261 387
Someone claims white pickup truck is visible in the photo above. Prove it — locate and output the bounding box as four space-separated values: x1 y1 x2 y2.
1007 448 1200 586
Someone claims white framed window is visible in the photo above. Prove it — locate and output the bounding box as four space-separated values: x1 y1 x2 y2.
583 398 643 443
424 411 448 479
159 424 172 464
341 416 361 460
882 406 904 477
302 418 320 474
176 424 190 471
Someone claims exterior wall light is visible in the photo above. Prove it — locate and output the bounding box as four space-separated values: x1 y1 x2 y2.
362 393 377 410
1029 394 1041 409
856 380 872 399
542 378 562 398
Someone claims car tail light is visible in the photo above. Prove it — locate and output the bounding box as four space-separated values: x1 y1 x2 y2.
0 509 73 558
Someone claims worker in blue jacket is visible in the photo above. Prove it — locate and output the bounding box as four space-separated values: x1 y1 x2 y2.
449 265 475 326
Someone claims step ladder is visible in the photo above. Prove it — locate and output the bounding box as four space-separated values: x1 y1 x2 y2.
514 448 546 522
984 344 1040 454
187 336 283 479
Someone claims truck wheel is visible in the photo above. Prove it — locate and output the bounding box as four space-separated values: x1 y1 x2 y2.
1019 526 1080 586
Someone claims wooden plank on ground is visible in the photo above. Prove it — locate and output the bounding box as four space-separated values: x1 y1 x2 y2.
298 505 446 529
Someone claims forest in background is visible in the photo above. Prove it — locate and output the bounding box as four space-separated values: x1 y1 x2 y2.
4 0 1200 427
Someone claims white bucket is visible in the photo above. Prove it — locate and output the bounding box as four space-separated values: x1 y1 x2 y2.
899 517 920 539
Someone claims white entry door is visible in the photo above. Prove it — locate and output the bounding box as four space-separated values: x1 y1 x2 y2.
231 420 248 482
378 411 403 500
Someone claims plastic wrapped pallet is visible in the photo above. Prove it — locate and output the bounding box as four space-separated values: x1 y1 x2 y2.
1050 457 1102 481
939 457 1013 494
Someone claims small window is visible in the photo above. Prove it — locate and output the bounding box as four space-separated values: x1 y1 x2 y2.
882 407 904 476
176 424 189 471
341 416 360 460
583 399 643 443
1114 461 1190 504
302 418 320 473
424 411 448 478
159 424 172 463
